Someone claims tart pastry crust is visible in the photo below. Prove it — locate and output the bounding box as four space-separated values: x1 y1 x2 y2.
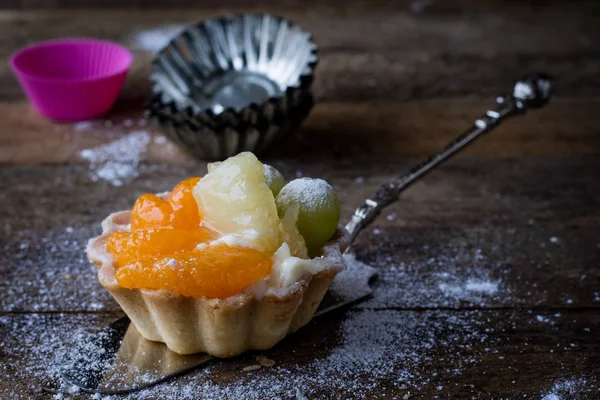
87 211 349 357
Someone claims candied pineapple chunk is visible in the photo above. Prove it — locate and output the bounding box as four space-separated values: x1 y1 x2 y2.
193 152 283 254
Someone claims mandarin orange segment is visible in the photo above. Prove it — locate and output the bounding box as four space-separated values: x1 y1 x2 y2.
108 175 272 299
115 244 273 298
106 227 218 267
167 177 202 229
130 194 173 230
130 177 202 230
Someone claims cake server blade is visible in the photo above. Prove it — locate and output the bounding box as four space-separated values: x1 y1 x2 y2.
52 259 377 395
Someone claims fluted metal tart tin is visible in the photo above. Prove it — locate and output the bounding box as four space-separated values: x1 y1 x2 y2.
146 14 318 160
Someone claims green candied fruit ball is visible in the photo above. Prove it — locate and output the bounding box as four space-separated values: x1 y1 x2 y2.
276 178 341 251
263 164 286 197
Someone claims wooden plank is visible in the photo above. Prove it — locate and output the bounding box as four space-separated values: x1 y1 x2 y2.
1 98 599 164
1 158 598 312
5 50 600 104
2 309 599 399
0 4 599 102
1 2 598 398
3 223 598 312
1 5 599 164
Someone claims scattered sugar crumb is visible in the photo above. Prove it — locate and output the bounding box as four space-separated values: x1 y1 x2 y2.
536 315 555 324
256 355 276 367
154 135 168 144
73 121 94 132
295 388 308 400
80 131 151 186
464 279 499 294
326 253 376 302
438 278 499 302
543 395 560 400
131 24 187 53
373 228 381 235
68 384 80 394
549 236 559 243
386 213 396 221
354 176 365 184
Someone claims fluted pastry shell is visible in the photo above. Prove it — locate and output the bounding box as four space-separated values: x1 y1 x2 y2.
87 210 348 357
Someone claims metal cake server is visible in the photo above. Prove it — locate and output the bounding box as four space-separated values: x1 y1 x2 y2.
46 74 551 395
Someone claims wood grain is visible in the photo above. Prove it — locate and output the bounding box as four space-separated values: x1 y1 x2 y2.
1 159 598 313
2 98 599 164
2 310 599 399
1 1 600 398
0 3 599 163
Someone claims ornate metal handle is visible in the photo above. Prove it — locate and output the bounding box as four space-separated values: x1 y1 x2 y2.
345 74 553 243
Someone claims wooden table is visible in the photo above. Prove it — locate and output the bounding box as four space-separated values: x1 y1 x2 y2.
1 1 599 399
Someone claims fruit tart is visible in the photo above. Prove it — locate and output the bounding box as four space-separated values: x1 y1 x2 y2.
87 152 348 357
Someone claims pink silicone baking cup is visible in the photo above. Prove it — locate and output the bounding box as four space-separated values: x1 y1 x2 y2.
10 38 133 121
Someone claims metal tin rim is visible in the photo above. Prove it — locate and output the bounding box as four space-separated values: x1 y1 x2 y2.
147 13 318 123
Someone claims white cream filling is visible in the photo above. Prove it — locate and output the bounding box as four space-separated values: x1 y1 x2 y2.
271 243 326 287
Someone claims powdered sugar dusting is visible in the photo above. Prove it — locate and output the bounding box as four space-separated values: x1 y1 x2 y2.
263 164 279 182
0 225 115 312
0 310 484 399
73 121 94 132
541 377 594 400
2 163 597 398
80 131 151 186
356 230 517 309
277 178 337 214
438 278 500 302
0 314 109 399
5 307 593 399
1 247 596 399
326 253 377 302
464 279 499 294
